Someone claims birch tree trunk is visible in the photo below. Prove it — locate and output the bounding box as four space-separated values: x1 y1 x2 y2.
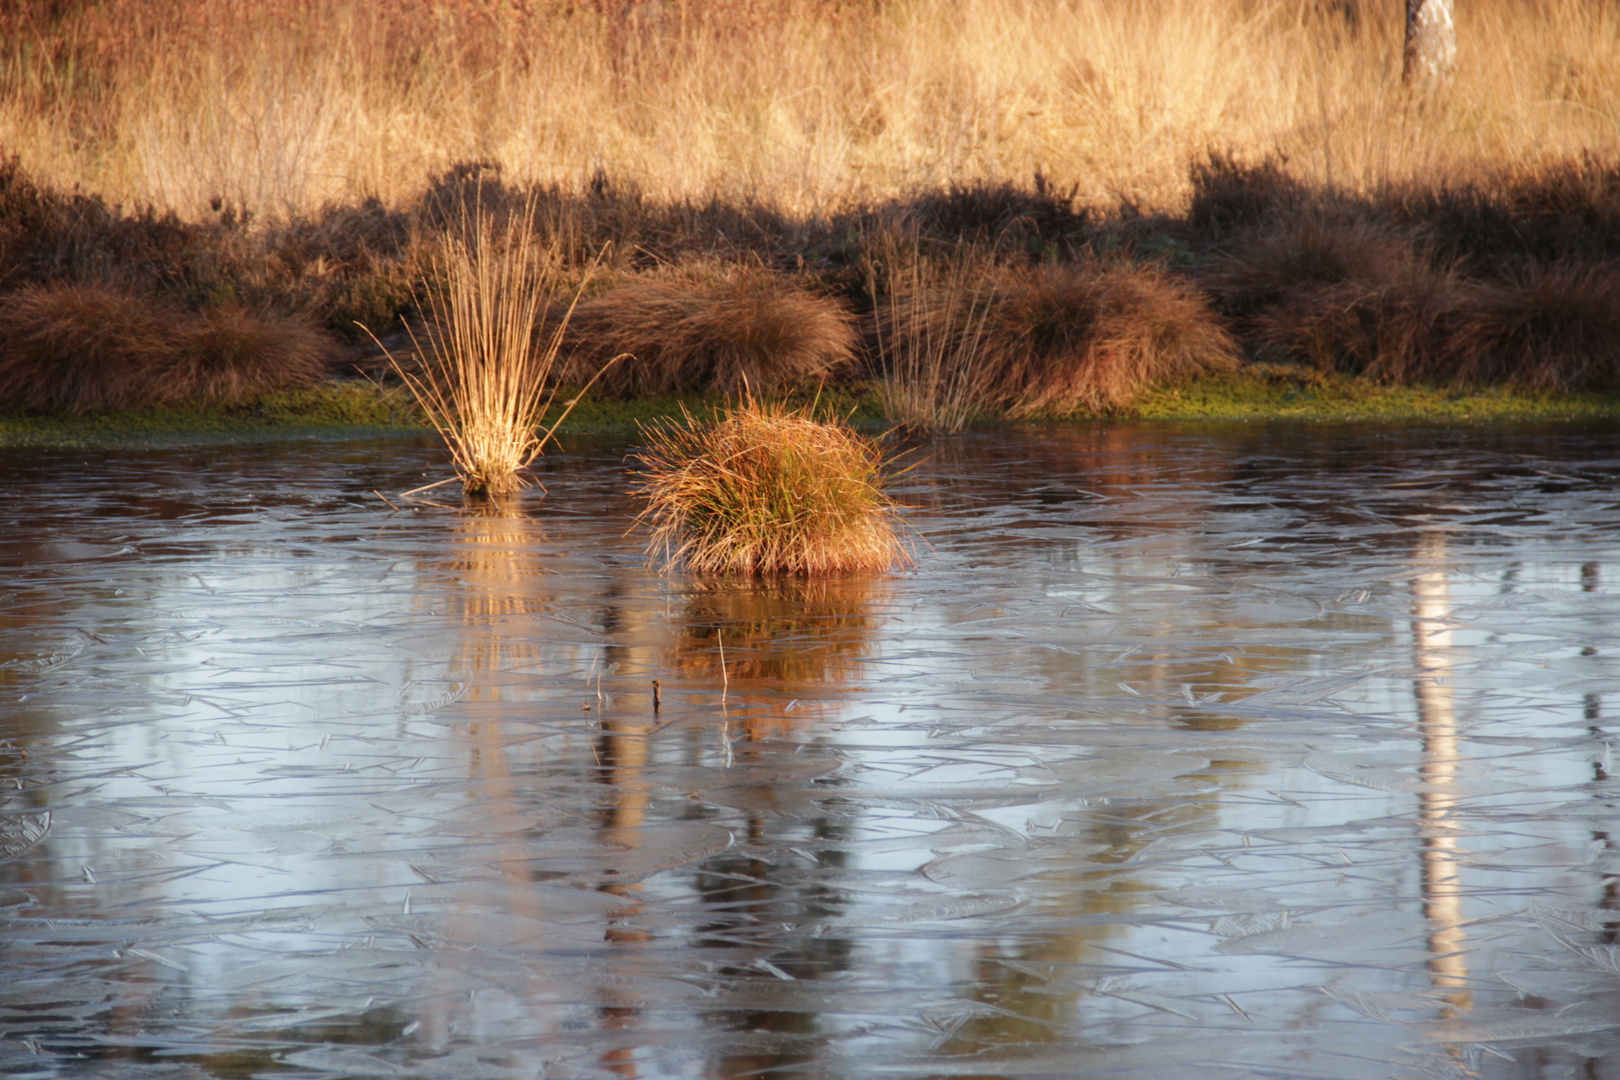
1403 0 1457 86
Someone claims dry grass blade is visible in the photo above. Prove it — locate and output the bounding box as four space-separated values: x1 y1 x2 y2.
632 400 910 576
388 196 614 498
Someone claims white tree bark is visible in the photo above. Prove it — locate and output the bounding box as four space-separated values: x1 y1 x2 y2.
1403 0 1457 86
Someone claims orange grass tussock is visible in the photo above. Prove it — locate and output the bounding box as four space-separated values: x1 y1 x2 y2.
877 255 1238 425
632 401 909 576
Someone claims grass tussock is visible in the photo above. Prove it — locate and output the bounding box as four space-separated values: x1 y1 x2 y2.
878 253 1237 424
0 280 330 413
633 400 909 576
984 261 1239 416
395 201 600 498
1448 259 1620 390
562 263 857 397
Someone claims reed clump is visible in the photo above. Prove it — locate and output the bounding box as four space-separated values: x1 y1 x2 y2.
393 202 600 498
633 401 909 576
870 241 999 435
561 263 857 396
0 280 330 413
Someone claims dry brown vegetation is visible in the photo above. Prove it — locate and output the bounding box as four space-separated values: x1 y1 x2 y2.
0 280 329 412
5 0 1619 217
560 263 857 397
2 2 1620 418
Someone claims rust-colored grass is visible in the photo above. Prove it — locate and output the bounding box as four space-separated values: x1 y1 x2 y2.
1448 259 1620 390
880 254 1237 421
632 401 909 576
561 263 856 396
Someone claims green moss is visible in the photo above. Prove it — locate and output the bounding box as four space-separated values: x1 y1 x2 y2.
0 380 428 449
1128 366 1620 422
5 370 1615 451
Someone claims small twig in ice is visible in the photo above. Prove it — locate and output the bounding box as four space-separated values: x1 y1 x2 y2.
400 477 460 498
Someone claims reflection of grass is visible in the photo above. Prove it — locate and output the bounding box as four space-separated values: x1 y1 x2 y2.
673 578 881 685
633 400 909 576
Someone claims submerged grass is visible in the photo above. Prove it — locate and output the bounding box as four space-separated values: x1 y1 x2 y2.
632 400 910 576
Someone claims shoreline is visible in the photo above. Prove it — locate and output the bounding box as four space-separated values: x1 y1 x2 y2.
5 371 1615 451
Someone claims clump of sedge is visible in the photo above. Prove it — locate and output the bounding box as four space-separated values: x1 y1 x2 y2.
632 400 910 576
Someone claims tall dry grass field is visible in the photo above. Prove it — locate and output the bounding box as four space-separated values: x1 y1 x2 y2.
4 0 1618 222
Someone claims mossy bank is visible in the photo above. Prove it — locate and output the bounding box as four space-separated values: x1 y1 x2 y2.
5 373 1616 452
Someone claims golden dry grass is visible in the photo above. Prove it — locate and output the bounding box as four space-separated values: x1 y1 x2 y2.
4 1 1619 222
632 400 909 576
391 197 605 497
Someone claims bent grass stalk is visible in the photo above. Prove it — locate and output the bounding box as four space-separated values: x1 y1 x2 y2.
383 203 619 498
633 400 910 576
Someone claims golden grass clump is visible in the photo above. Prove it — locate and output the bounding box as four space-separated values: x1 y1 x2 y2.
871 241 999 435
392 201 606 498
633 401 909 576
560 263 857 396
0 280 330 414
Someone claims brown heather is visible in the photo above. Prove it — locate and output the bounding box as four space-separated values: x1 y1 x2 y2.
0 281 329 413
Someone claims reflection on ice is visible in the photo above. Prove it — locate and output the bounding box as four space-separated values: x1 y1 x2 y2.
2 426 1620 1077
1411 530 1471 1025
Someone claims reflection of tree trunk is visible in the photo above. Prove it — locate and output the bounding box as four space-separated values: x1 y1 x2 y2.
1580 563 1620 941
1411 532 1469 1013
1402 0 1456 86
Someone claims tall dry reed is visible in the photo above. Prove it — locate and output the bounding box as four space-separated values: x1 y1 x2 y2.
5 1 1619 221
390 200 605 497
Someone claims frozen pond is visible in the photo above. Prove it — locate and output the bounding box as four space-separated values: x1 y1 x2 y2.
3 421 1620 1079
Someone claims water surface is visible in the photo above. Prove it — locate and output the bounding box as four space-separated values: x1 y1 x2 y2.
3 422 1620 1078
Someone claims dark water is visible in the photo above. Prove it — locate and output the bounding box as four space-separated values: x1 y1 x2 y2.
3 422 1620 1079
